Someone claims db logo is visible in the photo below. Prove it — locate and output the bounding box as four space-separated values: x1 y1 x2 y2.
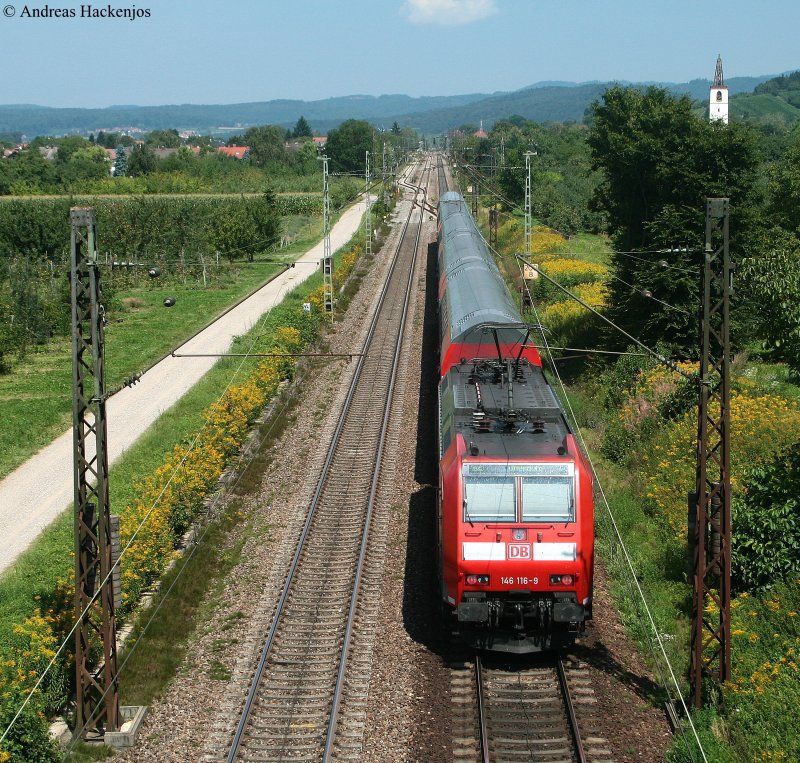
508 543 532 559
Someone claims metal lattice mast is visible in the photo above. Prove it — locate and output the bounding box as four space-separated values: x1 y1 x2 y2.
524 151 534 256
690 197 732 708
472 178 479 218
319 155 334 318
489 207 499 251
70 207 119 738
382 141 389 206
365 150 372 258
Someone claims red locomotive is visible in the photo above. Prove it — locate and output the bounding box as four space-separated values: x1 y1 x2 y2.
437 191 594 653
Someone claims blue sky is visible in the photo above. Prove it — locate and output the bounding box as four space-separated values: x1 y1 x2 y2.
1 0 799 107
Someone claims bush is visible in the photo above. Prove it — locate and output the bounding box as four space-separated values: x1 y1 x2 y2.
530 258 608 302
732 444 800 589
0 611 63 763
640 383 800 539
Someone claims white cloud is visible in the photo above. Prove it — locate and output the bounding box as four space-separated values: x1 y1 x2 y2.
403 0 498 26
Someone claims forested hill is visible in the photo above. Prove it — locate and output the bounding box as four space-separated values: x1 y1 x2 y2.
395 75 775 133
0 74 782 137
731 70 800 125
0 92 491 137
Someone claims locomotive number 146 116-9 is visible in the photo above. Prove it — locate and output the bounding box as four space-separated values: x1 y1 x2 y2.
501 576 539 586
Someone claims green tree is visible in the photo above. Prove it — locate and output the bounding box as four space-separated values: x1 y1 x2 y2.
293 139 320 175
145 128 181 148
767 133 800 234
292 116 312 139
113 145 128 177
732 442 800 589
206 191 281 261
0 149 57 194
739 228 800 372
126 143 158 176
53 135 91 165
237 125 287 167
61 145 110 184
95 130 120 148
587 85 761 353
325 119 374 174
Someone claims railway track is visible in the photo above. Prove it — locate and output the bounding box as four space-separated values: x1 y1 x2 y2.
451 654 614 763
223 157 434 763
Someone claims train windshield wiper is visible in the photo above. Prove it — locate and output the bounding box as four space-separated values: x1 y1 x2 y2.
463 500 474 528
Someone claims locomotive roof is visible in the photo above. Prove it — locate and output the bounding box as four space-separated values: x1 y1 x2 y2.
440 358 571 460
439 193 525 348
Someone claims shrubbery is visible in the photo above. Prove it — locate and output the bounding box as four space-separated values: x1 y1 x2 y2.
732 444 800 589
600 360 800 590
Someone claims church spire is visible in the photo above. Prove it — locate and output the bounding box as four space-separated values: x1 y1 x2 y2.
709 55 729 124
713 54 725 88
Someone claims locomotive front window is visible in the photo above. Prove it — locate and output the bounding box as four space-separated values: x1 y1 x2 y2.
521 476 574 523
463 477 516 522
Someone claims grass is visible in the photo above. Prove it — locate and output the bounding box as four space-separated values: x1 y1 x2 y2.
0 264 274 480
118 505 247 704
572 361 800 762
0 298 298 655
590 460 692 691
0 218 367 749
561 231 612 265
0 208 340 481
738 359 800 401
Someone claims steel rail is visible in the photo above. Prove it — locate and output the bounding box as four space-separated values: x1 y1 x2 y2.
557 656 589 763
474 655 491 763
322 157 432 761
225 157 430 763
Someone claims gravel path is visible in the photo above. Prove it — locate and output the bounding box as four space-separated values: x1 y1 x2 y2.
0 200 366 577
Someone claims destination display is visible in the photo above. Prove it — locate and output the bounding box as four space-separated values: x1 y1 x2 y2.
463 463 574 477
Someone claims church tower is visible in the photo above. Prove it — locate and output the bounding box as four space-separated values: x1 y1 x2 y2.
709 54 729 124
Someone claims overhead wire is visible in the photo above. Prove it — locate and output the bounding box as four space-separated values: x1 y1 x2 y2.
458 155 701 277
450 153 707 755
606 273 691 315
60 174 391 750
612 249 699 274
1 188 374 751
449 161 706 758
2 270 292 748
514 255 709 763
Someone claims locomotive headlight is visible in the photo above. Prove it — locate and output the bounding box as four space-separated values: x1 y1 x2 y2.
466 574 490 585
549 574 575 586
512 528 527 541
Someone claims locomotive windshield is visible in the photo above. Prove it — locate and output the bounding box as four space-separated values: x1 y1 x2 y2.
462 463 576 524
463 477 516 522
521 476 574 523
